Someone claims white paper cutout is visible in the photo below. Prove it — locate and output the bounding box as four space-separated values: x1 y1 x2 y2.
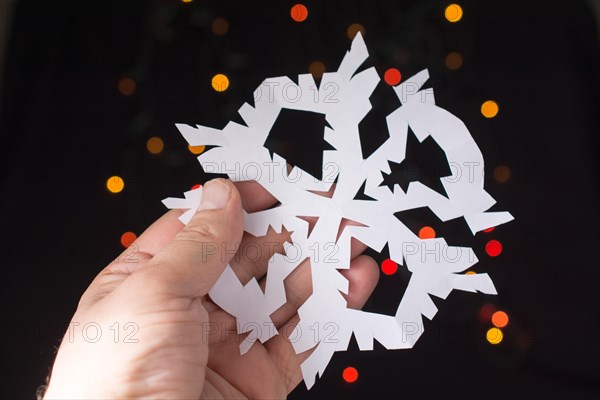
163 33 513 389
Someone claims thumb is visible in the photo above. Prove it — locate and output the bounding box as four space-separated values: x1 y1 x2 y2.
141 178 244 297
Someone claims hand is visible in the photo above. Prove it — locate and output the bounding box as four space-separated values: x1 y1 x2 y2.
43 178 379 399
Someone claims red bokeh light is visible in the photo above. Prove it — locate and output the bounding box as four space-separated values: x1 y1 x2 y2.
485 240 503 257
381 259 398 275
343 366 358 383
384 68 401 85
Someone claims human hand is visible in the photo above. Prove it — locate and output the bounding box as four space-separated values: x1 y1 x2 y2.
43 178 379 399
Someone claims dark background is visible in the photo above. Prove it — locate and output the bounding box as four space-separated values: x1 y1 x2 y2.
1 0 599 398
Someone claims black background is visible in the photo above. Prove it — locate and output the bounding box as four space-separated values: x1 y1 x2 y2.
1 0 599 398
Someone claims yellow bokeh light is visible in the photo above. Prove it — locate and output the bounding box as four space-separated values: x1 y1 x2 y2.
445 4 463 23
445 52 463 70
146 136 164 154
486 327 504 345
188 144 206 155
347 23 365 39
211 74 229 92
481 100 499 118
106 176 125 193
465 271 476 275
309 61 326 79
181 0 193 3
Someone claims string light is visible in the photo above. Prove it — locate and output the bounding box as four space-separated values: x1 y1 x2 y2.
309 61 326 78
120 231 137 248
444 4 463 23
117 78 136 96
347 23 365 39
146 136 164 154
106 176 124 193
212 17 229 35
481 100 499 118
342 366 359 383
485 240 503 257
493 165 511 183
290 4 308 22
211 74 229 92
445 52 463 70
486 327 503 345
188 144 206 155
418 226 436 239
381 259 398 275
491 310 509 328
384 68 401 86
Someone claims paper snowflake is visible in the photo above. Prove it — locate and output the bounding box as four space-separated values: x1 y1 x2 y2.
163 33 513 388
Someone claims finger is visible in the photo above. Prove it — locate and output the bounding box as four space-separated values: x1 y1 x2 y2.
134 179 244 297
269 254 379 328
207 336 287 399
265 254 380 393
230 217 367 292
105 209 186 275
205 224 368 321
234 180 278 213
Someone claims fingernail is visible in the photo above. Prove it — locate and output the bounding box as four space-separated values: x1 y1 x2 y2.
199 179 231 210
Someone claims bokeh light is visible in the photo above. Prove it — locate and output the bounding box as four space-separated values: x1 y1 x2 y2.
419 226 436 239
117 78 136 96
478 303 496 323
483 227 495 233
486 327 504 345
106 176 124 193
211 74 230 92
481 100 499 118
493 165 511 183
384 68 401 86
191 183 202 190
381 259 398 275
485 240 503 257
188 144 206 155
146 136 164 154
465 271 476 275
347 23 365 39
181 0 193 3
342 366 359 383
290 4 308 22
309 61 326 79
120 231 137 248
445 52 463 70
212 17 229 35
445 4 463 23
492 310 509 328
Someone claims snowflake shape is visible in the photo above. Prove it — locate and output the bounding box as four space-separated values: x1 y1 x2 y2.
163 33 513 389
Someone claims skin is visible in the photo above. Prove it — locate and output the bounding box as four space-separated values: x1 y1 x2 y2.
43 179 379 399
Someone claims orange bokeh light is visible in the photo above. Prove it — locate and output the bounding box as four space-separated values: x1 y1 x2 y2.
118 78 136 96
120 231 137 248
291 4 308 22
492 310 509 328
419 226 436 239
